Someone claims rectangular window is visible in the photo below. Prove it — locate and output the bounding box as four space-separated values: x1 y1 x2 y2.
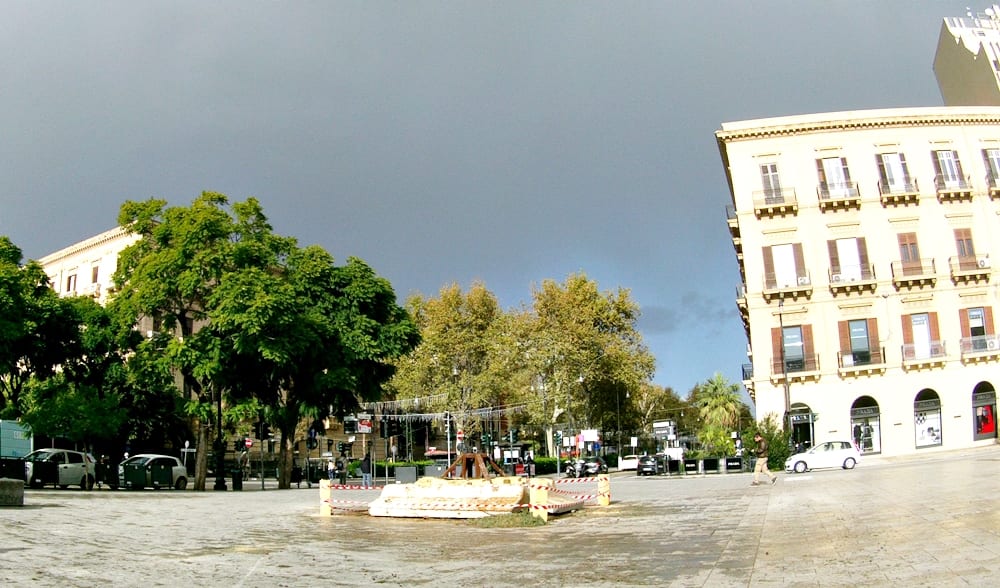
970 307 987 350
876 152 911 192
984 148 1000 185
933 150 965 188
817 157 852 198
848 319 871 364
783 326 804 371
762 243 806 289
760 163 782 203
91 266 99 284
898 233 920 275
65 274 77 293
828 237 868 282
955 228 976 270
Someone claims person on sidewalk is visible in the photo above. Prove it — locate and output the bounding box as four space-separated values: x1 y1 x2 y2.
361 454 373 489
752 432 777 486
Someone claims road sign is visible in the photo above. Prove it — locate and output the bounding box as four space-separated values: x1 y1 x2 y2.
457 429 465 442
245 438 252 448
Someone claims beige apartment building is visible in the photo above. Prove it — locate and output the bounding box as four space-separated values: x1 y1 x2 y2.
718 107 1000 457
934 5 1000 106
37 226 139 306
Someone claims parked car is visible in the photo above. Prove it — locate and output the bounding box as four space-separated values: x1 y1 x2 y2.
636 455 659 476
115 454 188 490
24 449 96 490
785 441 860 474
617 454 639 471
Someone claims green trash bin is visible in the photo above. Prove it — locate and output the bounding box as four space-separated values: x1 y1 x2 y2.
231 469 243 491
124 463 146 489
151 463 173 489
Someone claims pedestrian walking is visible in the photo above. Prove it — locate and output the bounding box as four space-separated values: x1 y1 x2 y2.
361 454 372 489
327 458 336 482
752 432 777 486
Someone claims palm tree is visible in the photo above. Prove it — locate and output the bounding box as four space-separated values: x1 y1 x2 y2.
694 373 742 431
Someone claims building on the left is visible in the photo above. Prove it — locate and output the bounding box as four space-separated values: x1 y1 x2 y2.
36 226 139 305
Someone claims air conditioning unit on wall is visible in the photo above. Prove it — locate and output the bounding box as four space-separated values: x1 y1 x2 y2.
831 273 843 283
797 276 810 286
978 256 991 269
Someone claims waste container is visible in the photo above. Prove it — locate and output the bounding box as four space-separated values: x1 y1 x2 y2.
124 463 146 489
725 457 743 473
395 466 417 484
0 457 25 481
683 459 700 475
231 469 243 491
151 463 173 488
291 466 303 486
702 457 721 474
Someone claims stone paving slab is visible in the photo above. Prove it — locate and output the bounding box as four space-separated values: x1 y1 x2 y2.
1 445 998 586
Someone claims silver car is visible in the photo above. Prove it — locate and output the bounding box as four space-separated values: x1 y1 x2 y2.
116 454 189 490
24 449 97 490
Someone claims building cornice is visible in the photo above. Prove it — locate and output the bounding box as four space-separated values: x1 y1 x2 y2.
36 226 137 265
716 107 1000 142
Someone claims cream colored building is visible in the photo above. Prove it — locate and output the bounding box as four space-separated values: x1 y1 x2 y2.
36 226 139 305
717 107 1000 457
934 5 1000 106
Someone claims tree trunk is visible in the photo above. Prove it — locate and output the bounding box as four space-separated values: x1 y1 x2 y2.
193 418 209 490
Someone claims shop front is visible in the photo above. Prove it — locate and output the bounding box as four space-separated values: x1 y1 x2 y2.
972 387 996 441
914 390 942 449
850 396 881 454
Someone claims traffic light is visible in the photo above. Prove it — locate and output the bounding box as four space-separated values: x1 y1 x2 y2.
260 422 271 438
379 417 388 439
344 417 358 434
510 429 519 444
554 431 563 446
337 441 345 453
234 440 241 452
327 439 334 452
306 437 318 450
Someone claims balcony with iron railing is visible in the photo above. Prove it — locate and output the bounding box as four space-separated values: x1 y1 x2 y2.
949 254 991 284
988 172 1000 200
837 347 887 376
901 340 947 370
752 188 798 218
762 271 813 301
890 258 937 289
817 181 861 211
934 174 973 203
771 354 820 383
959 335 1000 363
878 177 920 207
741 363 753 381
828 264 877 295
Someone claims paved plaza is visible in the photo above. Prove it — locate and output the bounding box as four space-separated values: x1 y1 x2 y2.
1 445 998 587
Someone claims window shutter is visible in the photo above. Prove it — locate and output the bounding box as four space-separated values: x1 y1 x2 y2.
840 157 852 181
901 315 913 345
986 306 995 336
815 159 827 186
959 308 971 339
771 327 783 374
793 243 806 280
802 324 815 369
899 153 909 178
857 237 870 276
762 246 774 288
953 151 965 180
876 154 888 185
867 318 880 359
828 240 840 273
838 321 850 353
931 151 943 176
929 312 941 342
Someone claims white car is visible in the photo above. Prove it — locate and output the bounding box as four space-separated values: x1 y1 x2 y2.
785 441 860 474
618 454 639 471
24 449 97 490
116 454 189 490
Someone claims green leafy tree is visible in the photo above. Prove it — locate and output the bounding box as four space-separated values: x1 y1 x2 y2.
0 237 81 418
692 373 743 431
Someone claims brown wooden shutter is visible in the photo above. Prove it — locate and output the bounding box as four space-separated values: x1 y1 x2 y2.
840 157 852 181
857 237 870 277
762 246 774 288
838 321 850 353
828 240 840 273
986 306 995 336
901 315 913 345
793 243 806 281
876 154 887 185
815 159 826 186
771 327 782 374
929 312 941 341
959 308 971 339
931 151 943 177
802 324 815 369
867 318 880 361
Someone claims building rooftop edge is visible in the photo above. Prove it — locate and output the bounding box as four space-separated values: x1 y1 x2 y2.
716 106 1000 141
36 226 136 265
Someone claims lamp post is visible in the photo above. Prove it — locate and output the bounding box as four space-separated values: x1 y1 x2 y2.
778 298 792 433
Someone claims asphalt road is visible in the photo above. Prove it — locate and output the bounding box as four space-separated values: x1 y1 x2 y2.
1 445 998 587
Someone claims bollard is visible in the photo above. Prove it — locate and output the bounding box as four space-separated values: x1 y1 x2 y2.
597 473 611 506
529 478 553 522
319 478 332 516
0 478 25 506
